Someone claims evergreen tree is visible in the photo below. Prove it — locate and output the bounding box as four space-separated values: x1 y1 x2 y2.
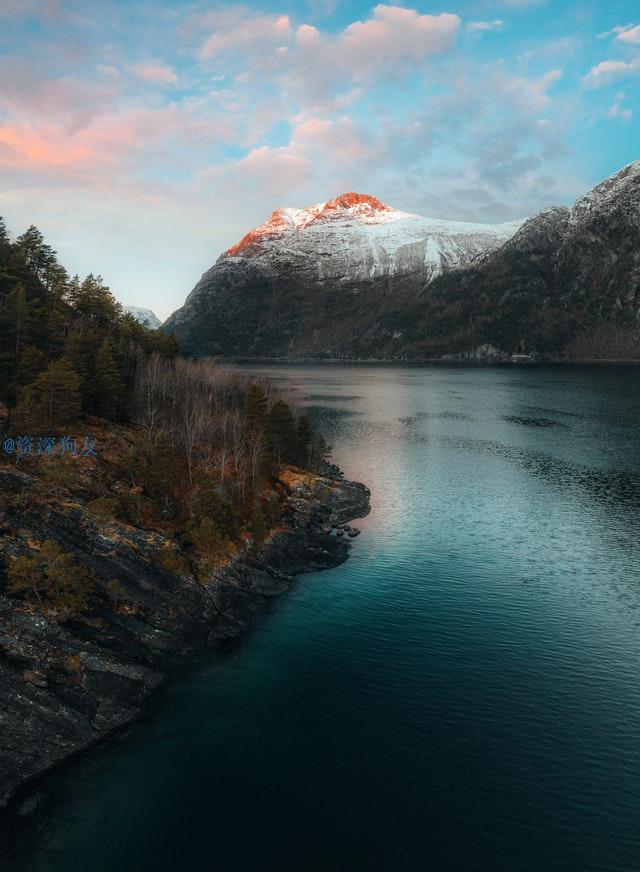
263 493 282 527
266 399 297 465
14 226 58 286
192 470 238 538
95 338 124 419
18 346 47 388
7 540 94 620
65 328 102 413
249 503 267 551
188 517 229 563
14 357 82 430
144 431 178 507
245 384 268 434
67 274 121 327
296 415 314 467
311 432 333 468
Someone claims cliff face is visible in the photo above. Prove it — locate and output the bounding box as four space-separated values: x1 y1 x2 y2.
165 163 640 360
0 463 370 811
163 192 520 359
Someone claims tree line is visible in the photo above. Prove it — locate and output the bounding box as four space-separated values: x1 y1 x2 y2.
0 217 331 620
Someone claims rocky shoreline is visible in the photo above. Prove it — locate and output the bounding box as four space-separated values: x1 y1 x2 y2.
0 462 370 815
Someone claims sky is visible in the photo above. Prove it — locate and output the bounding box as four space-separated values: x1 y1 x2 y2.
0 0 638 319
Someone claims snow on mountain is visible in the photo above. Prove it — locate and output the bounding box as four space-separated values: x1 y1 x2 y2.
223 192 522 284
163 191 524 359
123 306 161 330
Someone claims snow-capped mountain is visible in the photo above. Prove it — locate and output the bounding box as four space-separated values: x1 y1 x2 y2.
124 306 161 330
224 193 520 283
164 165 640 360
164 193 521 358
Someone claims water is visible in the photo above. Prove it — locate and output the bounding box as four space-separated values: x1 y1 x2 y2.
6 364 640 872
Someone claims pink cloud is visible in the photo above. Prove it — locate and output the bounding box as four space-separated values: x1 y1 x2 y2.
0 102 234 179
200 12 292 60
197 5 460 97
616 24 640 45
583 57 640 87
292 117 375 163
340 6 460 76
131 62 180 87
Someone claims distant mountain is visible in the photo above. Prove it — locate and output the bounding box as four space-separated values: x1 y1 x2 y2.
163 193 521 358
124 306 161 330
398 160 640 360
164 163 640 360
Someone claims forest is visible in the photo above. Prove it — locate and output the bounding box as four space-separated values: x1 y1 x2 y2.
0 217 330 620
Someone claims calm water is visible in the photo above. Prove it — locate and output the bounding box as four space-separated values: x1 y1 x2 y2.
6 364 640 872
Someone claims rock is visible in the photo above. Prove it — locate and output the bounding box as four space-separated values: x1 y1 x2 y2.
347 528 361 537
0 461 370 811
17 794 41 816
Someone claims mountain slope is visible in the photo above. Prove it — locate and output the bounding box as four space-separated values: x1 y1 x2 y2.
164 163 640 360
393 160 640 359
163 193 521 358
124 306 161 330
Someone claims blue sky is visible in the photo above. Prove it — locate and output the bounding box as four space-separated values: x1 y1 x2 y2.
0 0 638 317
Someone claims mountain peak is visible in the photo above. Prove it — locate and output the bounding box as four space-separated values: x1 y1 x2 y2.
226 192 403 256
322 192 392 212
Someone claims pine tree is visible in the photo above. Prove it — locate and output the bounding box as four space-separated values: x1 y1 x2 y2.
311 432 333 468
188 517 229 563
18 346 47 389
144 431 178 507
95 338 124 419
7 540 94 620
266 399 297 465
14 357 82 430
65 329 101 413
67 274 121 327
249 503 267 551
245 384 268 435
263 493 282 527
296 415 314 467
192 470 238 538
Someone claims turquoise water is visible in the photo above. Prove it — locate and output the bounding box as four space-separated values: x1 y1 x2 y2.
7 364 640 872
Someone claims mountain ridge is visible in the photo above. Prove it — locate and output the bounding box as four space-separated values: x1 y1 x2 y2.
164 161 640 360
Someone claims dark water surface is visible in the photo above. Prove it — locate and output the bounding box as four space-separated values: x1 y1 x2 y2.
7 364 640 872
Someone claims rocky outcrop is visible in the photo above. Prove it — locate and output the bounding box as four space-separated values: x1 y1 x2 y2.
0 463 370 810
163 192 520 359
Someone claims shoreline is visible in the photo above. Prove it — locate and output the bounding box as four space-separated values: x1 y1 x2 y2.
0 464 370 820
219 357 640 367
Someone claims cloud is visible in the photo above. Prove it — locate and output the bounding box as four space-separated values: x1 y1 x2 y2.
606 94 633 121
197 5 460 96
199 12 292 60
131 62 180 87
616 24 640 45
599 24 640 45
468 20 505 33
583 57 640 87
338 6 460 75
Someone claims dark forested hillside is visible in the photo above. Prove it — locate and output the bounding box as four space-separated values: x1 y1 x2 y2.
0 219 176 416
0 217 331 618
